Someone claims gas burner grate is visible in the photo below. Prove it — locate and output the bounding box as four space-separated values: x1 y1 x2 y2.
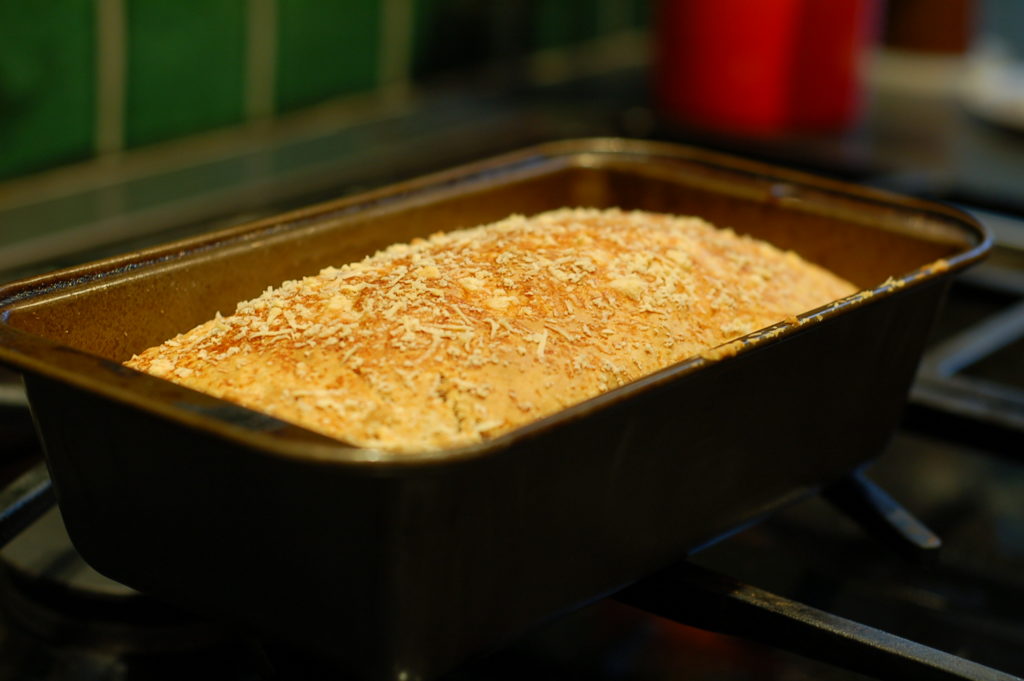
909 260 1024 455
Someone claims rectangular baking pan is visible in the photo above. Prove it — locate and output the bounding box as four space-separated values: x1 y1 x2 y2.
0 139 988 680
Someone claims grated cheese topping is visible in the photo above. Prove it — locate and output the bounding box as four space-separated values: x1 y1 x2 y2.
124 208 857 453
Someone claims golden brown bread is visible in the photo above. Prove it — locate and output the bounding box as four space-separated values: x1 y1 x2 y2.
125 208 857 452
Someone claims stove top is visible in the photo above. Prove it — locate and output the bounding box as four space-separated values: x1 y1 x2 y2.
1 65 1023 679
0 218 1021 681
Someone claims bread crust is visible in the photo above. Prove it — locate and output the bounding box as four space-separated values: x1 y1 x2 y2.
125 208 857 452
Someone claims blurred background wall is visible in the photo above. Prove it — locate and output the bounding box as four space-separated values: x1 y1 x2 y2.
0 0 650 182
6 0 1024 277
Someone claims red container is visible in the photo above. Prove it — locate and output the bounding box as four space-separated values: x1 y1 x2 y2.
656 0 881 135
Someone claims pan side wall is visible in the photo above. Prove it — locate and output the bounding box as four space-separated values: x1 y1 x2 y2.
28 379 404 678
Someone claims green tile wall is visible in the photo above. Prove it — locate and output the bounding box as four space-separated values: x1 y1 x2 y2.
532 0 601 50
0 0 646 183
413 0 633 81
275 0 379 113
412 0 494 80
125 0 246 148
0 0 95 180
630 0 651 28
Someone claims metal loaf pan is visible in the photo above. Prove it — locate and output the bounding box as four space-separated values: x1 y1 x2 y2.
0 140 989 680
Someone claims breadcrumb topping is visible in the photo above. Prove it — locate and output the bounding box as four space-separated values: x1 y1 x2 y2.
124 208 857 453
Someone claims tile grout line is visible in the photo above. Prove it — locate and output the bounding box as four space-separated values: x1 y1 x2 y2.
378 0 413 102
95 0 126 155
245 0 278 120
